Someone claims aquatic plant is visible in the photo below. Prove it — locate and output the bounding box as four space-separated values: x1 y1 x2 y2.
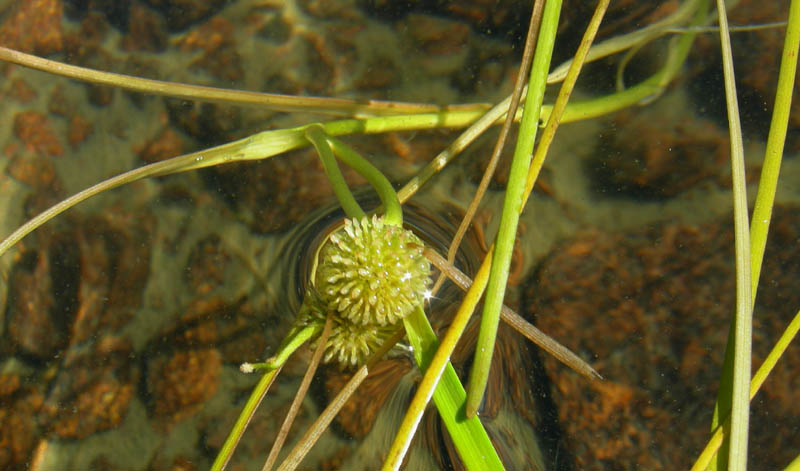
0 0 798 470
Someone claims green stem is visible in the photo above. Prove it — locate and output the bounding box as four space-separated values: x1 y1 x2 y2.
465 0 561 419
692 308 800 471
786 452 800 471
384 250 494 469
0 45 488 118
325 134 403 227
210 322 322 471
0 12 712 264
711 0 799 467
749 0 800 303
304 124 499 468
714 1 752 470
305 125 366 220
394 306 504 471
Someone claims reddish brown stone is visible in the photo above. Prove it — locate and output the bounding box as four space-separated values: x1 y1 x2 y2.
319 447 352 471
589 108 729 198
0 0 63 55
527 206 800 469
168 457 199 471
324 359 412 439
299 33 337 95
40 337 137 439
177 17 243 82
401 14 471 56
148 349 221 423
7 78 37 103
13 111 64 157
69 210 154 345
688 1 799 149
0 376 22 398
77 11 111 44
6 233 78 359
136 127 187 164
121 2 168 52
0 386 43 470
165 99 241 145
61 38 116 107
67 114 94 149
47 86 71 117
154 297 268 365
5 151 62 192
144 0 228 31
183 235 230 296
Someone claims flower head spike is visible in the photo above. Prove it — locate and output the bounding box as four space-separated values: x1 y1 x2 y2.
323 318 395 368
315 215 431 326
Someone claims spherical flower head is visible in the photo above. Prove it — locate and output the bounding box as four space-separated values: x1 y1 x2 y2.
323 318 394 368
315 215 431 326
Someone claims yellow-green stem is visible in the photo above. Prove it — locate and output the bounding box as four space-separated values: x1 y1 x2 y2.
466 0 561 419
211 322 322 471
384 250 493 469
692 309 800 471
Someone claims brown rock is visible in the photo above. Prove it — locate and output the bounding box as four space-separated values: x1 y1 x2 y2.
40 337 137 439
6 234 79 359
62 38 116 107
324 359 411 439
144 0 228 31
177 17 243 82
7 78 37 103
526 206 800 469
165 99 241 145
589 108 729 198
121 2 168 52
0 0 64 55
153 297 268 365
47 86 72 117
70 210 154 345
401 14 471 56
0 376 22 397
136 127 188 164
13 111 64 157
183 235 230 296
67 114 94 149
0 385 43 470
148 348 221 423
5 151 63 193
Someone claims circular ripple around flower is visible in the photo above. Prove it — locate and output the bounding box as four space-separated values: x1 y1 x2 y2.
316 215 431 326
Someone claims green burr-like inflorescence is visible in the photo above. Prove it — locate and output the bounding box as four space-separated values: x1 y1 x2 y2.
323 318 396 368
316 215 431 327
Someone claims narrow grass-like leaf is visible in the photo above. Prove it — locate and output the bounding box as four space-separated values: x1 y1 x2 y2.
276 328 405 471
0 46 487 117
434 0 545 296
211 322 322 471
749 0 800 299
397 306 504 471
713 2 753 470
707 1 799 467
692 309 800 471
466 0 562 419
261 315 333 471
384 249 494 470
